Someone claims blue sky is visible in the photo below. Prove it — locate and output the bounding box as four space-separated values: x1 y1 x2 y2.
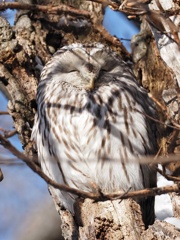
0 6 139 240
104 7 139 51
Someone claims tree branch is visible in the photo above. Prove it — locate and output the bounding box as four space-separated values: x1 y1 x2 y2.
0 157 24 166
0 167 3 181
0 111 9 115
0 128 17 138
0 2 90 17
0 0 129 58
106 183 180 200
0 133 98 199
0 133 180 201
156 166 180 182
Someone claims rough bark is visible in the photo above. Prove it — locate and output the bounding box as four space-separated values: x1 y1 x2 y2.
74 198 144 240
131 0 180 167
142 220 180 239
0 0 180 239
170 192 180 219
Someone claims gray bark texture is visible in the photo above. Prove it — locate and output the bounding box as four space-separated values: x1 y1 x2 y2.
0 0 180 239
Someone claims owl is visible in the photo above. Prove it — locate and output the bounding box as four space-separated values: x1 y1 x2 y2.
32 43 157 227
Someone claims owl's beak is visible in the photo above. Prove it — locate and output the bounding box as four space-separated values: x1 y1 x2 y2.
84 78 95 90
89 78 95 89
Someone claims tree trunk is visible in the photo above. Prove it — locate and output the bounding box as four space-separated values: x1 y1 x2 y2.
75 198 144 240
0 0 180 239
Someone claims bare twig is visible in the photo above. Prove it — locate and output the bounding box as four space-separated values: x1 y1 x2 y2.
119 187 132 203
167 129 180 153
148 93 167 112
0 133 180 200
0 133 99 199
0 2 90 17
0 158 24 166
94 0 180 45
135 108 180 131
155 0 164 13
156 167 180 182
138 154 180 165
0 168 3 181
154 0 180 17
4 129 17 138
0 128 17 138
165 7 180 17
0 111 9 115
107 183 180 200
171 121 180 130
1 0 180 23
89 0 117 8
0 1 129 57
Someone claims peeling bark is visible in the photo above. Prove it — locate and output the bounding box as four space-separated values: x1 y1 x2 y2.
170 192 180 219
142 220 180 239
131 0 180 162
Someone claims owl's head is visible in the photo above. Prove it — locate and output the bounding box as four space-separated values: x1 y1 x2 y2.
40 43 127 90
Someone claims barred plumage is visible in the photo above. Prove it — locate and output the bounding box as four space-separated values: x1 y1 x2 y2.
32 43 157 227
